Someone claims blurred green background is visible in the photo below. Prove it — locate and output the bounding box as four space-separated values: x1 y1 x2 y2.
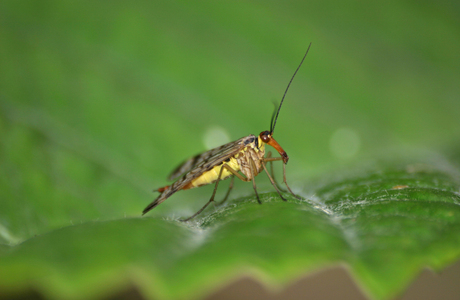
1 0 459 244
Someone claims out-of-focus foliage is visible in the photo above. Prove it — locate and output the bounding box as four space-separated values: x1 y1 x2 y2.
1 1 459 299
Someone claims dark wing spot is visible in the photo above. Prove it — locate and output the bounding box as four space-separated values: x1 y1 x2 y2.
191 153 201 164
244 137 254 145
225 158 231 162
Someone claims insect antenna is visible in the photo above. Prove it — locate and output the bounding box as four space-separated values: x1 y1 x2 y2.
269 101 278 134
270 42 312 135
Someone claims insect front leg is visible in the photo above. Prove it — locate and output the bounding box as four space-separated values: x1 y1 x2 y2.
265 151 287 193
281 162 301 199
262 156 301 200
261 160 286 202
181 164 252 222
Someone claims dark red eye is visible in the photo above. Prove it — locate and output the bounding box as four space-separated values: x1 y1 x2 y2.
259 131 271 143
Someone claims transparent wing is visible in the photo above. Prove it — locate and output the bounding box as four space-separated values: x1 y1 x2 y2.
143 135 255 214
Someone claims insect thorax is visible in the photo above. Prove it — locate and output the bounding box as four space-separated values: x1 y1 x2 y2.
234 134 266 180
186 134 266 189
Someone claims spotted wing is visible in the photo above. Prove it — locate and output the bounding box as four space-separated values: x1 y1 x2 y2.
143 136 251 215
167 137 246 181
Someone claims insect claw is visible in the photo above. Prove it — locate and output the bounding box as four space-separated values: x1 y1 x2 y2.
179 214 196 222
253 187 262 204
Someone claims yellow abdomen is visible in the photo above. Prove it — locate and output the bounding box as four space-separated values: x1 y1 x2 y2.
188 156 241 188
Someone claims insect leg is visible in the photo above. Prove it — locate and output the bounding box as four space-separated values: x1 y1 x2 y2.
261 161 287 201
262 156 301 200
181 165 250 222
215 176 235 206
281 162 301 199
265 151 287 193
248 157 262 204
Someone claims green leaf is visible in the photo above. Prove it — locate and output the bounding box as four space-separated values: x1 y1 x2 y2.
1 157 460 300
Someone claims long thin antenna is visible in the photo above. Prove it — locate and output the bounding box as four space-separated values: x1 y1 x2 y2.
270 42 311 134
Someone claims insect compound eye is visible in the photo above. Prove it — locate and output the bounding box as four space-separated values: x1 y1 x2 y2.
259 131 271 143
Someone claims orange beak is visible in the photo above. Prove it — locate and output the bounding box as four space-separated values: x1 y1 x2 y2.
267 136 289 164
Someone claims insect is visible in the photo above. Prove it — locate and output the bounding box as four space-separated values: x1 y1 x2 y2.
143 43 311 221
